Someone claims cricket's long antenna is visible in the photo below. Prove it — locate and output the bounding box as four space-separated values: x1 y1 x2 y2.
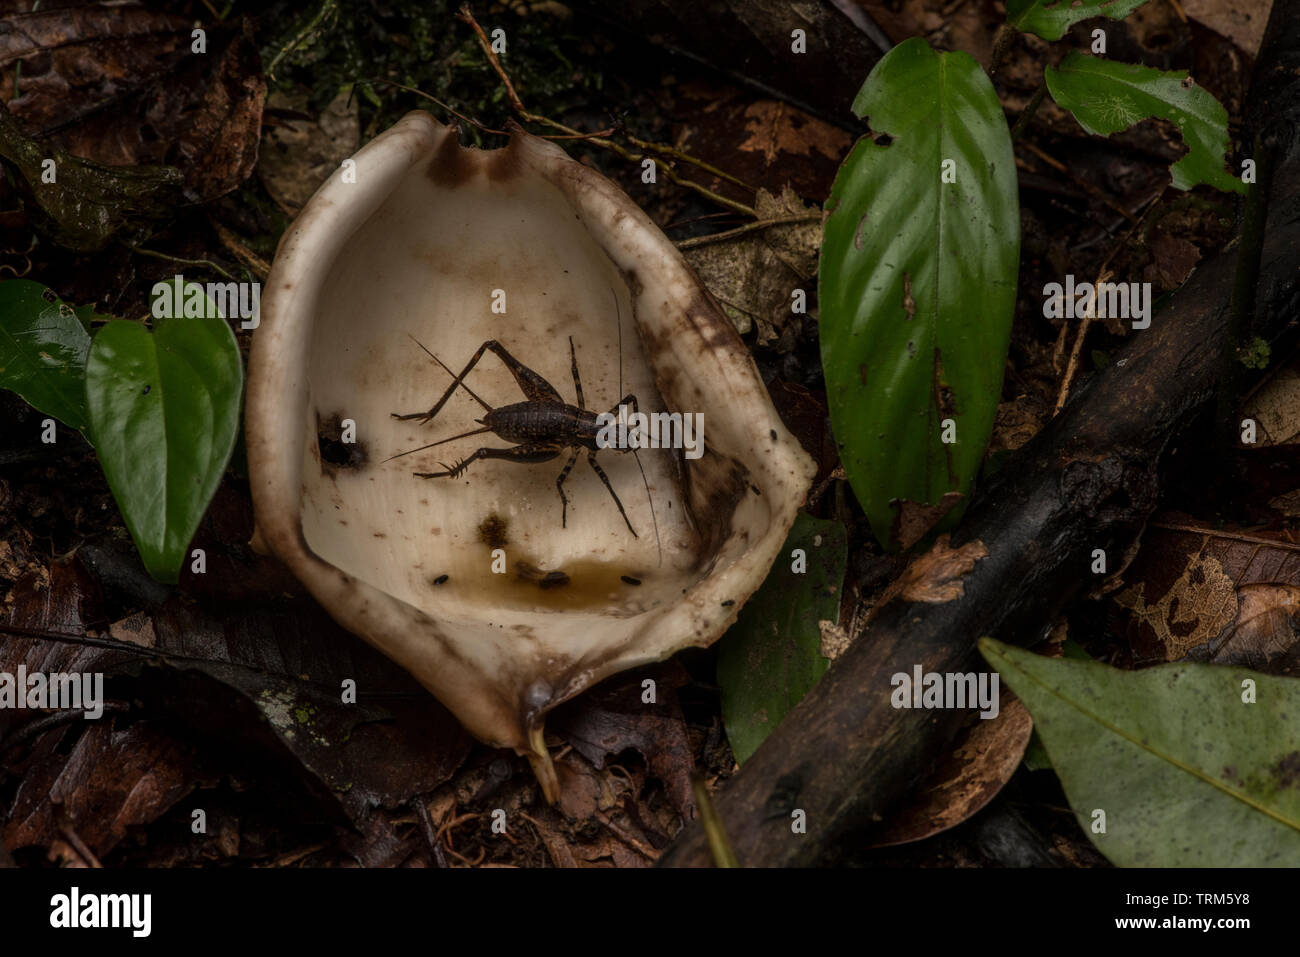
613 284 624 407
631 447 662 567
383 426 492 462
614 283 661 566
407 334 493 413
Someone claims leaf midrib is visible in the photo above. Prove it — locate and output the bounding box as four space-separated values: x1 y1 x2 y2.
1061 57 1224 133
1003 653 1300 833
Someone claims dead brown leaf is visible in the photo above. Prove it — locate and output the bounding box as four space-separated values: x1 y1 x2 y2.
682 187 821 344
889 492 964 552
883 534 989 609
1183 0 1274 56
1113 550 1239 662
1108 521 1300 670
548 664 696 821
5 718 201 858
738 100 848 166
1212 583 1300 672
869 697 1033 847
2 7 264 204
259 89 361 213
989 394 1048 454
1244 358 1300 446
1144 233 1202 289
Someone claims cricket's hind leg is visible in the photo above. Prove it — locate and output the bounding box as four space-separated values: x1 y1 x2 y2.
393 339 563 423
414 442 561 479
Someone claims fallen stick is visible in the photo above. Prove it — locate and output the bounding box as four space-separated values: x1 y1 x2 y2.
659 5 1300 867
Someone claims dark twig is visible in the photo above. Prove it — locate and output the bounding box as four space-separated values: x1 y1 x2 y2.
455 4 757 217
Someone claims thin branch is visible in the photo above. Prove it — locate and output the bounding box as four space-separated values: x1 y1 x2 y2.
127 244 236 281
674 213 822 249
1011 82 1048 142
455 4 757 217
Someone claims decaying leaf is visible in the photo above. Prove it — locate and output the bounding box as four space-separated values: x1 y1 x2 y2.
1108 523 1300 672
259 89 361 213
1112 549 1238 662
1213 583 1300 672
0 548 472 834
1244 358 1300 445
681 187 821 344
989 394 1047 454
889 492 964 552
0 8 265 248
1143 233 1202 290
869 697 1033 847
2 9 264 202
547 664 696 820
872 534 989 616
1182 0 1273 56
4 718 203 859
738 100 850 167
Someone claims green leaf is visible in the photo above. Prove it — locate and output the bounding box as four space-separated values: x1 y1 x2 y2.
0 280 93 431
1006 0 1151 41
717 515 847 764
85 315 243 583
819 38 1020 549
1045 52 1247 194
980 638 1300 866
1022 730 1053 772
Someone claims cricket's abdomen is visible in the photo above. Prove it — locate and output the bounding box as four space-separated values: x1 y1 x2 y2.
485 402 597 446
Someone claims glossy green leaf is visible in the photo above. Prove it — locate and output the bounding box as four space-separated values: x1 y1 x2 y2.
717 515 847 764
1046 52 1247 194
980 638 1300 866
85 315 243 583
1006 0 1151 41
0 280 93 431
819 38 1019 549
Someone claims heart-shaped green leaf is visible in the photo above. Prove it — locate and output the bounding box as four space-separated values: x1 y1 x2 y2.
1007 0 1151 41
717 514 848 764
0 280 93 431
1046 52 1247 194
819 38 1019 549
85 315 243 583
980 638 1300 866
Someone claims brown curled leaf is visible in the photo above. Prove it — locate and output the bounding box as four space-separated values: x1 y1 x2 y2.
868 534 988 624
868 696 1033 847
898 534 988 604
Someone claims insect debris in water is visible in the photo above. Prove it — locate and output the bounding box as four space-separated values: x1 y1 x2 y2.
387 290 661 562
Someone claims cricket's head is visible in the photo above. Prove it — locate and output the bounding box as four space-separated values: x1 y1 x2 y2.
245 112 815 800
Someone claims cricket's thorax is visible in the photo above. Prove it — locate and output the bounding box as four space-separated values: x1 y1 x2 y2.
483 402 601 448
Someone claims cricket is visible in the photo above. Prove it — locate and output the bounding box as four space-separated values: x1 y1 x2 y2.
387 291 661 558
